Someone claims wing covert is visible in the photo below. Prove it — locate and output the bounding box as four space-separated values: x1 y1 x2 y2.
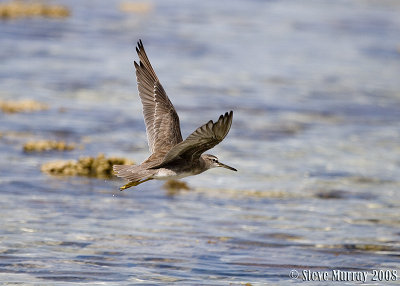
159 111 233 165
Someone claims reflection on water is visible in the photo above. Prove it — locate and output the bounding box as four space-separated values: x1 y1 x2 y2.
1 0 400 284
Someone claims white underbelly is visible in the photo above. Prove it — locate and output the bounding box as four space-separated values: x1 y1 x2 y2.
152 169 193 180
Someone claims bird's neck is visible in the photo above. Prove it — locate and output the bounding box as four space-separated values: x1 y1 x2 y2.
196 156 208 174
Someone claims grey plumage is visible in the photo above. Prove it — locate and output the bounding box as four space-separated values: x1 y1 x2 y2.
113 40 236 190
134 40 182 155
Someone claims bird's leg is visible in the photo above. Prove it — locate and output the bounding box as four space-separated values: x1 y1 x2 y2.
120 181 138 191
119 178 152 191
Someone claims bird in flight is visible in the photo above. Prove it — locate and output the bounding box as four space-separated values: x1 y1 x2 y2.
113 40 236 190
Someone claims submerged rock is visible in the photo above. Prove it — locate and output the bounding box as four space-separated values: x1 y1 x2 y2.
0 99 48 113
23 140 76 152
119 2 153 13
41 154 134 178
0 1 70 19
163 180 191 195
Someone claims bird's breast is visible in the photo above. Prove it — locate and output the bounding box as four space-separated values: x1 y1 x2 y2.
152 168 194 180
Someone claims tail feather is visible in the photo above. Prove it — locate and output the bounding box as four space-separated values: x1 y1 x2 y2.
113 164 155 182
113 164 131 173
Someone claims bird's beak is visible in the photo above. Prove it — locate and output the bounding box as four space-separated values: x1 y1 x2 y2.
217 162 237 172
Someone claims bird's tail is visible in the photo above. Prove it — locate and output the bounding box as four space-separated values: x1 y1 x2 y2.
113 164 155 190
113 164 134 178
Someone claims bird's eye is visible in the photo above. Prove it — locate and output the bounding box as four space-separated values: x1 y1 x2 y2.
213 159 218 162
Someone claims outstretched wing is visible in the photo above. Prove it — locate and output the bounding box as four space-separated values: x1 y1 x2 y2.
134 40 183 155
157 111 233 165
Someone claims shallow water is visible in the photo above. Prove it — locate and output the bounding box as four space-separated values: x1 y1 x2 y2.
1 0 400 284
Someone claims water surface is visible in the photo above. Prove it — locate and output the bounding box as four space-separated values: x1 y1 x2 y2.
1 0 400 284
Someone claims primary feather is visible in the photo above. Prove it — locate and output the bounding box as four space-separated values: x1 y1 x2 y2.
135 40 183 155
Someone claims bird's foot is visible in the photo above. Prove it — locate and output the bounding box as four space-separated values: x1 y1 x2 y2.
119 178 152 191
120 181 139 191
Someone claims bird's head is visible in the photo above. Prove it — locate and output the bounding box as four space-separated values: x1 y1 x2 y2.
202 154 237 172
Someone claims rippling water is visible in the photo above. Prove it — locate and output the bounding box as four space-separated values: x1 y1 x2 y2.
1 0 400 284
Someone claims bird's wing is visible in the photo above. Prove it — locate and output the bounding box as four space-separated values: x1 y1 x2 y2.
157 111 233 165
134 40 183 155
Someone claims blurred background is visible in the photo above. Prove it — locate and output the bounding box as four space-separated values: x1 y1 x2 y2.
1 0 399 284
